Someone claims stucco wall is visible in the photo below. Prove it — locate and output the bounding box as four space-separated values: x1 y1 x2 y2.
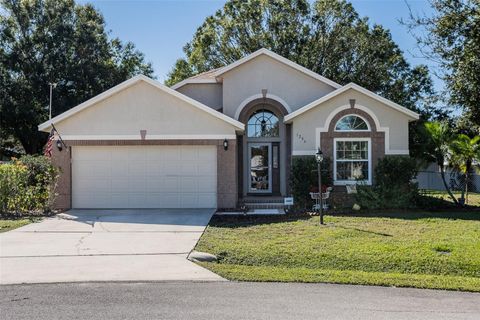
176 83 223 111
291 88 413 154
54 81 235 137
221 54 336 119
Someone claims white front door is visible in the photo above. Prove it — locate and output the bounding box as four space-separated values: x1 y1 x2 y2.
248 143 272 193
72 145 217 209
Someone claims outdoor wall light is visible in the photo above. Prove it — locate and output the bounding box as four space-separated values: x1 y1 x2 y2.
315 148 324 163
56 140 63 152
223 139 229 151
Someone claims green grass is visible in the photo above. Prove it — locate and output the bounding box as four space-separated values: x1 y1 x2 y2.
424 190 480 207
0 217 38 232
195 212 480 292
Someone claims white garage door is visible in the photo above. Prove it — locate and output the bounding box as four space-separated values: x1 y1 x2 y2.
72 145 217 208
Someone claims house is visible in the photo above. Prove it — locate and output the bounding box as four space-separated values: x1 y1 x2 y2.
38 48 419 210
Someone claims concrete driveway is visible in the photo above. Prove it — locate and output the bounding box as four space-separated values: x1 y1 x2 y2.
0 209 223 284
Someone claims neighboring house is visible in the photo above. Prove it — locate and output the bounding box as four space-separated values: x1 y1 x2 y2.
38 48 419 210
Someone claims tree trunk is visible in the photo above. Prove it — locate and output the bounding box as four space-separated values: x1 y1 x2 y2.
465 160 472 205
439 164 459 205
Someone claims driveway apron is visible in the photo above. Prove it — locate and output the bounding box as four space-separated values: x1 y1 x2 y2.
0 209 223 284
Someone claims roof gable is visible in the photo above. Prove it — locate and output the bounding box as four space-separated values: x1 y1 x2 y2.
284 83 420 123
171 48 341 90
38 75 244 132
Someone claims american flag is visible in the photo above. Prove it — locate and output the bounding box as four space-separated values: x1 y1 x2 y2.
44 128 55 158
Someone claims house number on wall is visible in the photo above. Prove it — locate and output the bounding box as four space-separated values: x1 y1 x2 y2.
296 132 307 144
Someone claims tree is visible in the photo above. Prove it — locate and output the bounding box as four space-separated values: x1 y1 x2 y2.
0 0 154 155
404 0 480 130
166 0 433 114
449 134 480 205
422 121 459 205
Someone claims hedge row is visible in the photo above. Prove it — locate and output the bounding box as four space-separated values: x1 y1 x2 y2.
0 155 58 215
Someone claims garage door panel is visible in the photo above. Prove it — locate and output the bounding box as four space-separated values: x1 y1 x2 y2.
198 194 217 207
145 178 163 190
72 145 217 208
110 194 127 207
181 193 199 208
76 178 109 193
111 160 129 176
199 177 216 192
128 194 147 207
128 162 147 176
159 177 179 192
162 193 180 208
198 162 216 175
90 194 110 208
145 148 165 160
163 161 180 173
127 148 147 161
180 177 198 193
180 148 198 160
180 163 197 175
146 162 165 175
162 147 181 161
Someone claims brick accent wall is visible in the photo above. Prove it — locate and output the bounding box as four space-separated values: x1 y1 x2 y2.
320 108 385 186
51 139 237 210
51 145 71 210
217 139 238 208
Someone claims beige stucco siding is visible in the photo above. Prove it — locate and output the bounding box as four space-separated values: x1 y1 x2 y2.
176 83 223 111
221 54 336 119
291 89 412 154
54 81 236 137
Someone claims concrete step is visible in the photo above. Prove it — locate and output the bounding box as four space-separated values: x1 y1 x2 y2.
244 203 285 210
216 209 285 215
241 197 284 204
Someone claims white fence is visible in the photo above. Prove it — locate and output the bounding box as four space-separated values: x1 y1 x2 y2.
416 170 480 192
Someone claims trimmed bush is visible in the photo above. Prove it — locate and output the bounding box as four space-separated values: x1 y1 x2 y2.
356 156 418 209
0 156 58 215
290 156 332 209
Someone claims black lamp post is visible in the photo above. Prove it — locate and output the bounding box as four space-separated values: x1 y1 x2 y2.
315 148 324 225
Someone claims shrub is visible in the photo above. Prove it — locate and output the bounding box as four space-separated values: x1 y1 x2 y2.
290 156 332 209
0 156 58 215
356 156 418 209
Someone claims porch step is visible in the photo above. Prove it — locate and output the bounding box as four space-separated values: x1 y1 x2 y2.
216 209 285 215
247 209 284 215
244 203 285 209
241 196 284 204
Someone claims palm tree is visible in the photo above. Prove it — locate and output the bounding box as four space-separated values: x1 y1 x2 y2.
449 134 480 205
423 121 459 205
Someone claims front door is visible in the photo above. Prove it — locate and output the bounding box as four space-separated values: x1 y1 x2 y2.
248 143 272 193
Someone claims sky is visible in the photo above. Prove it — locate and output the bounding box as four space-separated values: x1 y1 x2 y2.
78 0 439 88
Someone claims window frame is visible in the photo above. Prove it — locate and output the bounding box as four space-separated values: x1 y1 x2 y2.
246 110 280 139
333 137 372 185
334 114 370 132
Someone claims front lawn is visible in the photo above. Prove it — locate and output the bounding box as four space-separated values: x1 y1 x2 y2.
0 218 38 232
195 211 480 291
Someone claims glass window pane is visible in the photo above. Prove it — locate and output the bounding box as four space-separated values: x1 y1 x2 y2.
336 161 369 181
247 110 279 138
335 115 369 131
335 140 369 182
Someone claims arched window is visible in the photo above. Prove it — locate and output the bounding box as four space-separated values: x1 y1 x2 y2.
247 110 279 138
335 115 369 131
